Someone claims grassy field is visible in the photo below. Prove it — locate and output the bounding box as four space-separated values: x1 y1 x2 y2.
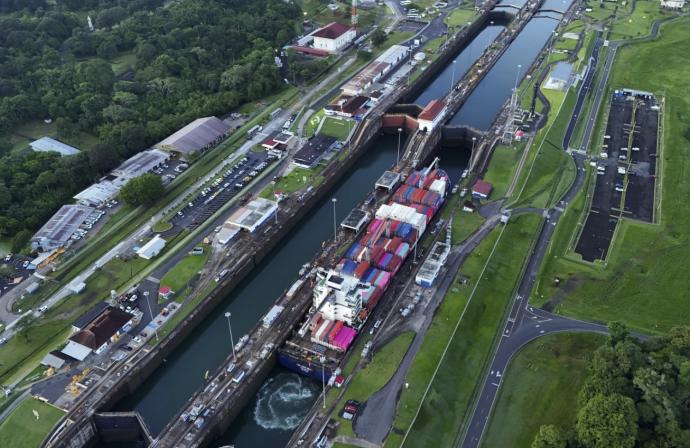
260 165 325 198
335 332 415 437
159 246 210 296
319 117 352 141
482 145 523 199
445 7 477 28
608 0 671 41
0 398 65 448
387 214 542 447
451 210 485 245
305 109 325 138
532 16 690 335
481 333 605 448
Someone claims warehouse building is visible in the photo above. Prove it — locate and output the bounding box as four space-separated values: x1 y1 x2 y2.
112 149 169 178
294 134 338 168
74 181 121 207
31 204 95 251
226 198 278 233
62 306 134 361
137 235 167 259
312 22 356 53
30 137 80 156
341 45 410 96
156 116 230 156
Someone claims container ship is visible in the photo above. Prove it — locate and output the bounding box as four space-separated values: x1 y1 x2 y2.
277 159 449 381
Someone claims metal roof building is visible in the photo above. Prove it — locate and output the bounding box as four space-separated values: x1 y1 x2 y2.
294 135 338 168
30 137 80 156
113 149 169 179
74 181 121 206
31 204 95 251
137 235 167 259
227 198 278 233
156 117 230 155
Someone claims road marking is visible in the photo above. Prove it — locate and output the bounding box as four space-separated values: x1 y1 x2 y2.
490 382 500 387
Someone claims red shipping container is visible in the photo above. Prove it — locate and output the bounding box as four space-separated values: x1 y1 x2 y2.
354 261 370 279
311 314 323 336
389 237 402 253
329 321 344 342
369 246 385 263
367 287 384 310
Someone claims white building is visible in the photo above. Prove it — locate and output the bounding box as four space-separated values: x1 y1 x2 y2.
312 22 356 53
341 45 410 96
137 235 166 259
417 99 447 132
312 270 369 326
660 0 684 8
30 137 80 156
62 306 133 361
226 198 278 232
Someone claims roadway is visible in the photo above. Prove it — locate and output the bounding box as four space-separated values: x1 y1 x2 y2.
460 27 620 447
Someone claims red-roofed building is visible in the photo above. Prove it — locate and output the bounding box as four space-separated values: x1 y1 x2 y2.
159 285 173 300
312 22 356 53
472 180 493 200
418 99 447 132
292 46 330 57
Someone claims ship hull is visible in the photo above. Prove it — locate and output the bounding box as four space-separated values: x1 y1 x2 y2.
277 351 334 382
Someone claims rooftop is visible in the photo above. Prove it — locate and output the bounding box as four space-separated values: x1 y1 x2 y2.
312 22 353 40
294 135 338 168
472 179 493 196
227 198 278 232
113 149 169 179
30 137 80 156
70 306 133 350
32 204 95 249
418 99 446 121
73 302 110 330
156 117 230 154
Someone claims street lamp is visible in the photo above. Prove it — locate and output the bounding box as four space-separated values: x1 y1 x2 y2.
331 198 338 243
397 127 403 165
450 59 457 92
224 311 237 361
320 356 327 409
513 64 523 93
471 136 477 154
143 291 159 342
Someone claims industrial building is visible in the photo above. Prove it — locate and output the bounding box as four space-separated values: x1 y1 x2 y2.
293 134 339 168
137 235 167 259
30 137 80 156
341 209 370 232
112 149 169 178
156 116 230 156
472 180 493 200
31 204 95 251
216 224 241 245
311 22 356 53
62 306 134 361
341 45 410 96
226 198 278 232
544 62 573 91
415 241 450 288
375 171 401 191
417 99 447 132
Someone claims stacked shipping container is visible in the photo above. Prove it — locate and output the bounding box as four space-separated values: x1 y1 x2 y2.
310 167 449 352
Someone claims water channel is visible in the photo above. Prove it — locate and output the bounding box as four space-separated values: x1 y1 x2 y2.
115 0 573 444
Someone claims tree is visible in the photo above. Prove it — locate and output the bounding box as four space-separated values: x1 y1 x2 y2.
532 425 567 448
119 173 164 206
11 229 31 253
576 393 637 448
371 29 387 47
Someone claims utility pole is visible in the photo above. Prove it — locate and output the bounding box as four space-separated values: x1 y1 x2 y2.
143 291 159 342
320 356 327 408
331 198 338 243
397 127 403 165
450 59 457 92
224 311 237 361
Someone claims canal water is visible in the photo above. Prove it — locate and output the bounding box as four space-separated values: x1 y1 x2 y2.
116 0 573 443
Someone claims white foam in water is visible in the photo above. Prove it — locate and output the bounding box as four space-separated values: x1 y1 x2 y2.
253 373 320 430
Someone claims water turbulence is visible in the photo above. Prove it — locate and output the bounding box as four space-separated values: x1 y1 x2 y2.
253 373 320 431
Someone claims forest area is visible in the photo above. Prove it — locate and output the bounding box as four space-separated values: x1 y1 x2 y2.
532 325 690 448
0 0 302 251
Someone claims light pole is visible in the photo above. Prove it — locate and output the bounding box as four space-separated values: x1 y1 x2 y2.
397 127 403 165
320 356 327 409
471 136 477 154
450 59 457 92
331 198 337 243
513 64 522 94
224 311 237 361
143 291 159 341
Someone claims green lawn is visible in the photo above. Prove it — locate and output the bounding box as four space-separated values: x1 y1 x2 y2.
0 397 65 448
319 117 352 141
445 7 477 28
482 333 605 448
261 165 325 198
451 210 485 244
608 0 671 41
483 145 523 199
388 214 542 447
305 109 325 138
159 246 210 297
532 17 690 335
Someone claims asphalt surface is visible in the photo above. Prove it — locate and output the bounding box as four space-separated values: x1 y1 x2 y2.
461 31 620 447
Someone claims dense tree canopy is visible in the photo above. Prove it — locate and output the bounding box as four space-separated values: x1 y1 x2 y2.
119 173 164 207
0 0 302 250
533 325 690 448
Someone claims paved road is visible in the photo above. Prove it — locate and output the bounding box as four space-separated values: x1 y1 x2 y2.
354 216 501 444
460 29 620 446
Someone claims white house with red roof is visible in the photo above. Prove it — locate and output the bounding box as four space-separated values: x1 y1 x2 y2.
312 22 356 53
418 99 447 132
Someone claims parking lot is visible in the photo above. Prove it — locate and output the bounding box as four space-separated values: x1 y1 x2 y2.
622 95 659 223
0 253 35 298
168 151 276 232
575 94 633 262
575 91 660 262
